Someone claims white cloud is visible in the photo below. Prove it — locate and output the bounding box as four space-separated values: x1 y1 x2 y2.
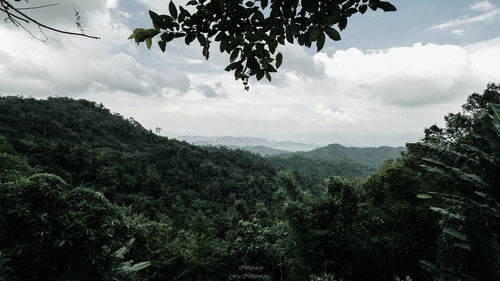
429 8 500 31
12 0 111 29
119 38 500 144
106 0 119 9
135 0 195 13
451 29 465 37
196 82 227 98
470 1 495 12
314 42 487 107
0 3 191 97
465 37 500 80
313 104 357 123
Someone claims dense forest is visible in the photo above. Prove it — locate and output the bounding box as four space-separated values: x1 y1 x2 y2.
0 83 499 281
269 144 405 180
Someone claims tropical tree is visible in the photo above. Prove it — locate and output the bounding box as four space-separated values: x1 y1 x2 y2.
409 96 500 280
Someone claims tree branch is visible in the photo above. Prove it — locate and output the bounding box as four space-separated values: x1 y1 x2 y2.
0 0 100 39
16 3 60 10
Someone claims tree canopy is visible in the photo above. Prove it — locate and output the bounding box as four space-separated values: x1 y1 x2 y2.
130 0 396 89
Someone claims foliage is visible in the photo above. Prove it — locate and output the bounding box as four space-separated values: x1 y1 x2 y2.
1 86 499 280
0 173 148 280
408 85 500 280
269 144 404 180
130 0 396 88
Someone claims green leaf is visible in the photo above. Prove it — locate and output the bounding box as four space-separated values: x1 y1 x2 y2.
416 193 432 199
215 31 225 42
220 39 227 52
443 227 467 241
286 28 294 44
260 0 268 9
197 34 206 46
128 28 145 40
230 49 239 62
269 40 278 54
264 63 278 72
358 4 368 14
169 1 178 20
149 10 161 24
377 1 397 12
265 71 271 81
345 7 358 15
224 62 238 71
316 31 325 52
453 242 471 251
256 70 264 81
322 15 338 26
419 260 437 271
430 207 465 221
339 16 347 30
308 27 321 42
276 52 283 68
158 40 166 52
325 27 341 41
162 32 175 42
185 33 196 45
235 65 243 80
146 37 153 49
123 261 151 272
217 0 225 9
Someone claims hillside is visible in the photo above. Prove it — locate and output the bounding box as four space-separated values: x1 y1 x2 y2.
0 96 284 216
269 143 405 179
303 143 406 166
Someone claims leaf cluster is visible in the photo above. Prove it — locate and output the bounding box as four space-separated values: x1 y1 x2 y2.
130 0 396 88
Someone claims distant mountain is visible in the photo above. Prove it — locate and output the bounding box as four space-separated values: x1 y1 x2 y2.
174 135 319 152
234 145 289 156
283 132 421 147
269 143 405 179
297 143 406 167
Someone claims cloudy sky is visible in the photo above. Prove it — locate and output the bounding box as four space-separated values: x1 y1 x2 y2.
1 0 499 146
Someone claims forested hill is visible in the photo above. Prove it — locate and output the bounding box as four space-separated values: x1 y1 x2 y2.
1 84 499 281
269 143 405 179
0 96 282 216
302 143 405 166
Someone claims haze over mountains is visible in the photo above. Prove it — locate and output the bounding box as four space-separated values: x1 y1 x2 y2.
173 135 320 153
173 135 410 155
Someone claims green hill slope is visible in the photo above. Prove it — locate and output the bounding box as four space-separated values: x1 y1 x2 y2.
0 96 281 218
269 143 405 179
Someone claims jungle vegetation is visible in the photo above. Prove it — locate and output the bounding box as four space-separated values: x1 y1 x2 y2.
0 83 499 280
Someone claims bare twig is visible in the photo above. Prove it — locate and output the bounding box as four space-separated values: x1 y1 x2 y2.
16 3 60 10
1 0 19 26
0 6 29 23
0 0 100 39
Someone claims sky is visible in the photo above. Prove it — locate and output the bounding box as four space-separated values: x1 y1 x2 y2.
0 0 499 146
